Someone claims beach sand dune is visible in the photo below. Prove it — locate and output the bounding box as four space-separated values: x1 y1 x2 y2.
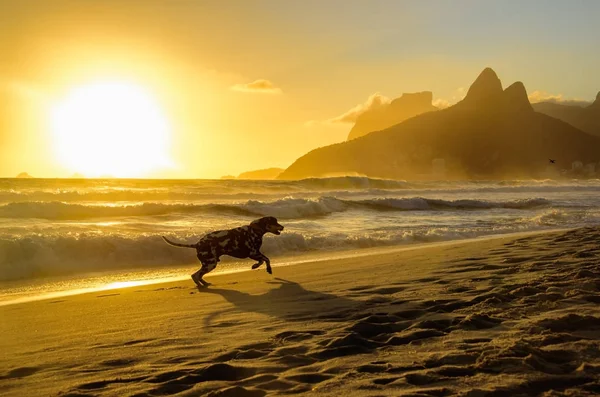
2 228 600 396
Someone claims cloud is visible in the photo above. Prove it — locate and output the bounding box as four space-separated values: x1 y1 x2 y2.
430 87 465 110
230 79 282 94
528 90 592 107
432 98 451 109
327 93 391 124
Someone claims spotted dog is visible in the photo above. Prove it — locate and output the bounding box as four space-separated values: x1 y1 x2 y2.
162 216 284 287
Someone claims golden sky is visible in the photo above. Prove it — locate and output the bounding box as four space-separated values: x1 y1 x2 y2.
1 0 599 178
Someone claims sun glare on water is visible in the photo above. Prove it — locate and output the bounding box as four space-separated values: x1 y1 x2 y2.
50 81 174 178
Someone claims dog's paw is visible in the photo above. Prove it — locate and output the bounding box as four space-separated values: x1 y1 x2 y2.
252 263 261 269
266 268 273 275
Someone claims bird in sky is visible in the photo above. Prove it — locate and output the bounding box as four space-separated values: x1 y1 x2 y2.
549 159 556 164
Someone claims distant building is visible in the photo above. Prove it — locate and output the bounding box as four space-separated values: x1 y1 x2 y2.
432 159 446 177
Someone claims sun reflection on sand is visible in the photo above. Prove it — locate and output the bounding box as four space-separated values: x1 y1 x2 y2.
0 276 189 307
103 280 146 289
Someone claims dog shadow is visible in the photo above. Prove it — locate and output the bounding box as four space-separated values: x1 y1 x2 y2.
199 278 360 327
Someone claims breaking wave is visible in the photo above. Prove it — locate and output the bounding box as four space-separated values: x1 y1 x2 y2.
3 177 600 203
0 225 545 281
0 197 552 220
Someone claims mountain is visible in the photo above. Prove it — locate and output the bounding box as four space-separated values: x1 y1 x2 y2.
592 93 600 111
15 172 33 178
347 91 438 140
237 167 284 180
279 68 600 180
532 92 600 136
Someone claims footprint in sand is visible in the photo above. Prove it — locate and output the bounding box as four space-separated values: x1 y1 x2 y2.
0 366 41 380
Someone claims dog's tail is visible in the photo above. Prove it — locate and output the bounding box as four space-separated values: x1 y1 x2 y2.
162 236 196 249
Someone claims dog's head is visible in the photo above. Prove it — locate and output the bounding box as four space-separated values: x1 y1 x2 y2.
250 216 284 235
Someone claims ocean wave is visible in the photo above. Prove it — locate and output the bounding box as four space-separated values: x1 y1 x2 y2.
0 197 552 220
0 176 415 202
0 226 540 281
0 201 255 220
3 178 600 204
292 176 414 190
0 189 275 203
524 208 600 227
0 233 195 281
352 197 551 211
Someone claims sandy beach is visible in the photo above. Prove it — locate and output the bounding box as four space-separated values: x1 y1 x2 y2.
2 227 600 396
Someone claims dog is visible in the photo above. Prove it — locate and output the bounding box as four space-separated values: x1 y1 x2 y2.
162 216 284 287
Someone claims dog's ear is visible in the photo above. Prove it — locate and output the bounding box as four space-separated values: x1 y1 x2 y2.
250 218 265 231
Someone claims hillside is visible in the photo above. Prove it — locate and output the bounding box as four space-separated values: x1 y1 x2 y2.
347 91 438 140
237 167 284 180
533 93 600 136
279 68 600 180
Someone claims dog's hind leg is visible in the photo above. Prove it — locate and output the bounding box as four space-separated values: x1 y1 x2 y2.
193 260 217 287
191 270 203 287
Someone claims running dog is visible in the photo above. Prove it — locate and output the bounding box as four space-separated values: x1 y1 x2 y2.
162 216 284 287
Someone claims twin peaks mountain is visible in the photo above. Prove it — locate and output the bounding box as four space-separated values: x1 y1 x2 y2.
279 68 600 180
347 91 438 141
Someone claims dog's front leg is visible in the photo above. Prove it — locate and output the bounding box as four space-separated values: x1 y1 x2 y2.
251 259 264 269
250 253 272 274
264 256 272 274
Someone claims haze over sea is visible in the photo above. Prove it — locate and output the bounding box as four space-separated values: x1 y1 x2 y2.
2 176 600 304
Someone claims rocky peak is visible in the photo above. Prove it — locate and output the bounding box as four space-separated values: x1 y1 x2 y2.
463 67 504 104
389 91 433 109
589 91 600 110
347 91 437 140
503 81 533 112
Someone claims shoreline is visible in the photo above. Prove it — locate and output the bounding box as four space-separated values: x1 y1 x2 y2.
2 226 599 396
0 228 576 307
0 227 570 307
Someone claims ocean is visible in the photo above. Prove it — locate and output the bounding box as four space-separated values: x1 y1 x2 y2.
2 176 600 304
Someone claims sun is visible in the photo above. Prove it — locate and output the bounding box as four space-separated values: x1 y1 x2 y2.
50 81 174 178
